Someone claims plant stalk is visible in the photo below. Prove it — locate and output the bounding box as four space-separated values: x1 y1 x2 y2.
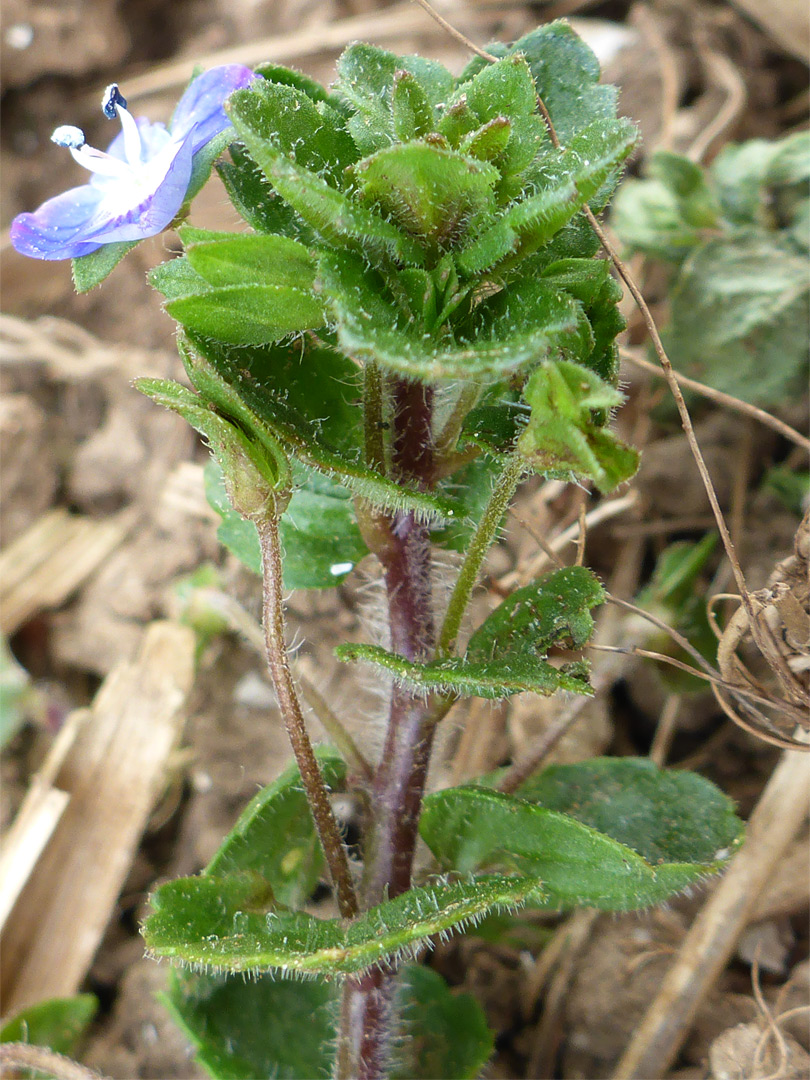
256 510 359 920
336 378 439 1079
436 454 524 658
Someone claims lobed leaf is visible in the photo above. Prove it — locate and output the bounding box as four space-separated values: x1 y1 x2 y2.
516 360 639 492
337 566 604 699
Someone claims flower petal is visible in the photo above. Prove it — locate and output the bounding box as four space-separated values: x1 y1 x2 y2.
10 184 108 260
170 64 257 152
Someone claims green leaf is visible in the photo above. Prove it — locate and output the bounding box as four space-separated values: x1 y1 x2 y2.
152 237 325 346
182 128 237 209
253 62 348 113
431 456 504 553
227 86 424 267
352 142 499 249
161 964 491 1080
231 79 357 182
665 234 810 407
72 240 138 292
335 44 454 154
0 636 35 747
456 119 637 276
335 42 398 154
161 971 335 1080
217 143 315 240
710 132 810 228
420 760 743 910
453 55 547 195
505 21 620 145
337 566 604 699
517 360 639 493
280 468 369 588
612 150 720 262
322 251 581 381
205 747 347 908
0 995 98 1055
392 965 494 1080
762 466 810 516
180 332 457 519
612 177 705 262
180 229 318 290
391 68 435 141
516 757 742 866
144 872 536 976
136 378 291 518
166 284 325 345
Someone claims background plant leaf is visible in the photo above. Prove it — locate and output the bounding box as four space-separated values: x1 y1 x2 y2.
161 964 492 1080
0 995 98 1056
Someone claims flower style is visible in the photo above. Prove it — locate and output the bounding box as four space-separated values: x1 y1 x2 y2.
10 65 257 261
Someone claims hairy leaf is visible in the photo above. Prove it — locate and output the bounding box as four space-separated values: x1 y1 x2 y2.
205 748 347 908
420 762 742 910
352 142 499 249
180 229 318 291
72 239 138 292
456 119 637 276
136 378 291 519
179 332 456 519
322 251 581 380
144 873 536 976
337 566 604 699
217 143 315 240
227 86 424 267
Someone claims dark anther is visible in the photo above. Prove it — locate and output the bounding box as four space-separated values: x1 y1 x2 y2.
102 84 128 119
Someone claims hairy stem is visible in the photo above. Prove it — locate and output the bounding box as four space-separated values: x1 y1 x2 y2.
337 378 438 1079
437 454 524 658
257 511 359 920
364 360 386 474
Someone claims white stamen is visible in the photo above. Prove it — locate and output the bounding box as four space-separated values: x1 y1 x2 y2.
52 82 144 182
68 144 131 179
115 103 143 166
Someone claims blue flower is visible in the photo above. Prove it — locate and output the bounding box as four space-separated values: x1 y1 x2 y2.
10 65 257 261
